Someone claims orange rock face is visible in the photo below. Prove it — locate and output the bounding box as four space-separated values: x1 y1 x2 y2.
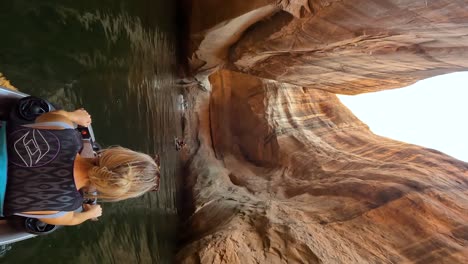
230 0 468 94
178 1 468 263
178 70 468 263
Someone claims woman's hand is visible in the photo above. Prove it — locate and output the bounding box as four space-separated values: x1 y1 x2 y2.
70 109 92 127
83 204 102 219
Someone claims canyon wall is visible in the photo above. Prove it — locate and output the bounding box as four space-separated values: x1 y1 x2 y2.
230 0 468 94
178 1 468 263
190 0 468 94
178 70 468 263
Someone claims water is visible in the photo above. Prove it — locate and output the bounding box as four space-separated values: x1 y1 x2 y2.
0 1 181 263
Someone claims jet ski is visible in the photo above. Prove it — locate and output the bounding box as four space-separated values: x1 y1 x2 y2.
0 86 99 246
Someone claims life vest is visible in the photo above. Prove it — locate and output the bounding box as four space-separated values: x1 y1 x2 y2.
3 123 84 216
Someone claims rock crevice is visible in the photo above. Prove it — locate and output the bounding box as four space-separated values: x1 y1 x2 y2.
178 1 468 263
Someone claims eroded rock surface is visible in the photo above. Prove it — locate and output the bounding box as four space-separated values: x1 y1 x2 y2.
189 0 468 94
188 0 279 78
179 0 468 263
177 70 468 263
230 0 468 94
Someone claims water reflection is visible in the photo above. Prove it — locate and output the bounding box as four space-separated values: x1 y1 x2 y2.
0 1 179 263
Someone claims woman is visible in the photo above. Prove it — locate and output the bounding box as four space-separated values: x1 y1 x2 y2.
3 108 160 225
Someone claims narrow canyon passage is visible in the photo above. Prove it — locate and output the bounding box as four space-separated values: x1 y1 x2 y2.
176 0 468 263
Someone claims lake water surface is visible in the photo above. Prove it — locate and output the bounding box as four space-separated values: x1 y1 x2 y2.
0 1 181 263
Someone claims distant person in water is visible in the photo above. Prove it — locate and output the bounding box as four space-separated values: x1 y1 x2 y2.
3 108 160 225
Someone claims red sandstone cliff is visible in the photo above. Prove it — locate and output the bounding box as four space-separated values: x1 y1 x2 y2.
230 0 468 94
178 1 468 263
189 0 468 94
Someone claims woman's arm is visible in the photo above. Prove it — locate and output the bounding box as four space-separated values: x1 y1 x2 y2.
35 109 92 127
37 204 102 226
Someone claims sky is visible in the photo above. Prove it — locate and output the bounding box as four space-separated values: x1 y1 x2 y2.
338 71 468 162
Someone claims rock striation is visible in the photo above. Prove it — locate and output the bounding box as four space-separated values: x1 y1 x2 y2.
178 1 468 263
178 70 468 263
188 0 280 80
230 0 468 94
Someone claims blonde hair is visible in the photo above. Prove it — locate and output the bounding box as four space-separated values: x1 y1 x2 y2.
88 146 160 202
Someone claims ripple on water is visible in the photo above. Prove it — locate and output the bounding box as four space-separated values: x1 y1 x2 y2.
0 1 180 263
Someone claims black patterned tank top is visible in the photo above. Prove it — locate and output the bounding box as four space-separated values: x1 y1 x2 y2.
4 124 84 216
